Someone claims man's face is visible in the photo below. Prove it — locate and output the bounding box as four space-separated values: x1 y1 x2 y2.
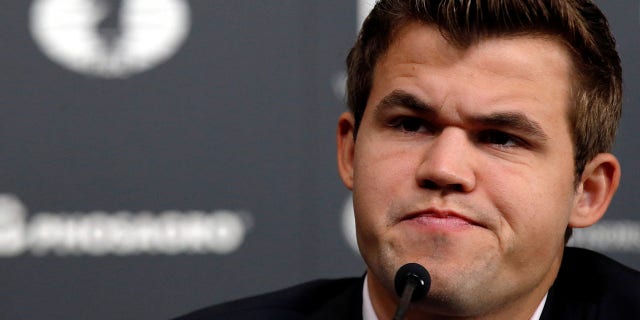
339 23 582 317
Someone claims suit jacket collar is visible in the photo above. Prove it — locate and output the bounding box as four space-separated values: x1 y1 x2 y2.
309 275 363 320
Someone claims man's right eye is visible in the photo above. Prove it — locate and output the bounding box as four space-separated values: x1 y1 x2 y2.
390 117 429 133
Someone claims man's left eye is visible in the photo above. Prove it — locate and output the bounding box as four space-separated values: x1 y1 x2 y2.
478 130 521 147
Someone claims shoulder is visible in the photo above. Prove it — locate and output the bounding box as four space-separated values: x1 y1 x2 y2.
543 247 640 318
172 277 363 320
560 246 640 291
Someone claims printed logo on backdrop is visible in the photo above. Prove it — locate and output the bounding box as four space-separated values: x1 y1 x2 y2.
29 0 191 78
341 195 358 252
0 194 252 257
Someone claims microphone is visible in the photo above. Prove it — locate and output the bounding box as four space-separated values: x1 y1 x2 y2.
392 263 431 320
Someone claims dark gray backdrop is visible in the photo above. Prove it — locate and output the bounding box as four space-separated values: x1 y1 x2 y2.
0 1 638 319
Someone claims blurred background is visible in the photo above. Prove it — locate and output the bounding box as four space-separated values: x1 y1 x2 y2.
0 1 638 319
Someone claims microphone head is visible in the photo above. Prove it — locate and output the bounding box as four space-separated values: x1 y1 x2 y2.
394 263 431 302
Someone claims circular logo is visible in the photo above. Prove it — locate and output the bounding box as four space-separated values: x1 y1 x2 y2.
29 0 191 78
341 194 359 252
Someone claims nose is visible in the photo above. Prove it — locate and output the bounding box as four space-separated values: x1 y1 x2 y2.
415 127 476 193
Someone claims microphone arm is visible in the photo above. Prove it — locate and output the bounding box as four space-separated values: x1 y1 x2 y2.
392 263 431 320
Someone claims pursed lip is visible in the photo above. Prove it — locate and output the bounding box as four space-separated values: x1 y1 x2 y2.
400 208 483 228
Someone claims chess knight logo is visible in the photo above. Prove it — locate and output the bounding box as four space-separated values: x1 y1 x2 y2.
29 0 191 78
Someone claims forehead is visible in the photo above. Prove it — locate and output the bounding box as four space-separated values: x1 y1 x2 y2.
370 22 574 121
380 22 574 83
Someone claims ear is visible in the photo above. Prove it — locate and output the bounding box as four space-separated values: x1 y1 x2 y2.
569 153 621 228
337 112 356 190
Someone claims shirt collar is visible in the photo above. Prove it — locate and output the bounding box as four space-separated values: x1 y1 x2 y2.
362 274 379 320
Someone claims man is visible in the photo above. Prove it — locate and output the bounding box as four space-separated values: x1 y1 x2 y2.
175 0 640 319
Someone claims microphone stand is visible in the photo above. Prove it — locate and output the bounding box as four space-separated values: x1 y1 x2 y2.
392 263 431 320
392 276 420 320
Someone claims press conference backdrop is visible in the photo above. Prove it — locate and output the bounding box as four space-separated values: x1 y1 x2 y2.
0 1 638 319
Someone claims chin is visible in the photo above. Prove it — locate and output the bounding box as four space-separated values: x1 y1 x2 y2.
417 283 496 318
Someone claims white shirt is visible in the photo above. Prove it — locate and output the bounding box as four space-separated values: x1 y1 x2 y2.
362 275 548 320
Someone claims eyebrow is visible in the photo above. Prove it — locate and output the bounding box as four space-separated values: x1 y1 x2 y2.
472 112 549 141
375 89 549 141
375 90 437 116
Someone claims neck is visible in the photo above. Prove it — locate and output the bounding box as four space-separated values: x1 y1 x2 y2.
366 268 554 320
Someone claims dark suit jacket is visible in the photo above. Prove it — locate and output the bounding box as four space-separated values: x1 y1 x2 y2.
174 247 640 319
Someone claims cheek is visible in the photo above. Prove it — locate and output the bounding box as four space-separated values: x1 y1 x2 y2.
483 161 575 252
352 143 419 227
354 141 418 195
